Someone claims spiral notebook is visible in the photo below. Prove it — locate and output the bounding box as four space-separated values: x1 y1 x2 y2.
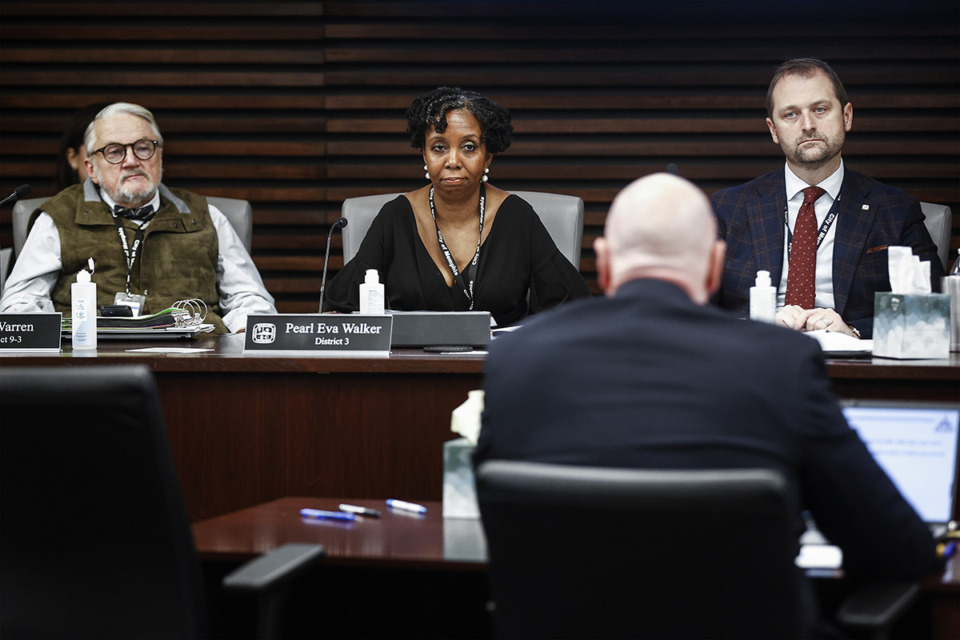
61 306 215 339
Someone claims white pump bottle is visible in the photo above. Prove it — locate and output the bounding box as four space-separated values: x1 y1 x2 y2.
359 269 385 315
71 258 97 349
749 270 777 324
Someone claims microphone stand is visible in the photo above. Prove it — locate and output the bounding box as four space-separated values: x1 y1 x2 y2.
318 217 348 313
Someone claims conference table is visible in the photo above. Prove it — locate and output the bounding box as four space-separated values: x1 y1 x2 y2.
1 333 958 524
3 335 958 638
191 496 959 639
193 496 490 638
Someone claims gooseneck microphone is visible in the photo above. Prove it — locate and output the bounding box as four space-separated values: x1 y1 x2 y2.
0 184 32 207
318 217 348 313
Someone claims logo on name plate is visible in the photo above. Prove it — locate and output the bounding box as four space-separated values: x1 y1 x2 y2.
251 323 277 344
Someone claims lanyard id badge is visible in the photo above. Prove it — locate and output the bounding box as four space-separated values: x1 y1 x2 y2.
429 183 485 309
114 291 145 315
110 209 156 316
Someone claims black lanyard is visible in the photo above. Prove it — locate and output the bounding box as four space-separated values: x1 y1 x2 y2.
429 183 485 309
785 193 841 260
110 210 156 295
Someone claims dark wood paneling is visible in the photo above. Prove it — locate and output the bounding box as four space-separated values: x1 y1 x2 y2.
1 1 957 310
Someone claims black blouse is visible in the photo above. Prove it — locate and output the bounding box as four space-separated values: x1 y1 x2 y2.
325 194 590 326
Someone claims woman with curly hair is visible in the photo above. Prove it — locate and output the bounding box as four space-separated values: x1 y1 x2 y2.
326 86 589 326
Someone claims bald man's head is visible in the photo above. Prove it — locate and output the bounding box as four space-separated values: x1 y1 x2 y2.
595 173 725 303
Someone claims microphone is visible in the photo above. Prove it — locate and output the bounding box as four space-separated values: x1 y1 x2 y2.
318 217 348 313
0 184 32 207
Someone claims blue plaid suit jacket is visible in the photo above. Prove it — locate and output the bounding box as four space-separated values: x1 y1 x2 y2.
709 168 944 338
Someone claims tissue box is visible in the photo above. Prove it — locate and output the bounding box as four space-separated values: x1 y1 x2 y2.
443 437 480 518
873 292 950 359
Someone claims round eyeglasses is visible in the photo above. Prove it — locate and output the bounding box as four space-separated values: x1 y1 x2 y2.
92 139 160 164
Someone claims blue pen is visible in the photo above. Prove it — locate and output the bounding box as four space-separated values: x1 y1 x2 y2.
938 539 958 559
386 499 427 514
300 508 356 522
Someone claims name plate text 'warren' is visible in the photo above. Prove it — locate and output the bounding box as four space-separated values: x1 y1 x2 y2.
0 313 62 351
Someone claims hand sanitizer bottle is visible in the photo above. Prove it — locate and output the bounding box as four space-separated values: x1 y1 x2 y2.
359 268 384 315
71 258 97 349
749 269 776 324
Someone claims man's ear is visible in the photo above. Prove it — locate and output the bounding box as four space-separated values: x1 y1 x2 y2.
843 102 853 132
706 239 726 297
84 158 97 184
765 117 779 145
594 236 611 295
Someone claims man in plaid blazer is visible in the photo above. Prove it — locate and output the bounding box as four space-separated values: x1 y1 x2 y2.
710 58 943 339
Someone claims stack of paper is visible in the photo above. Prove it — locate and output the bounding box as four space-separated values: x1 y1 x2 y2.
805 330 873 356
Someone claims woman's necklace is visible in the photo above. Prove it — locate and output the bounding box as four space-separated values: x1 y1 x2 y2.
428 182 485 309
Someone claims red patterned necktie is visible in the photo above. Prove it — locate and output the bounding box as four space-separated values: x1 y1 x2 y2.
784 186 826 308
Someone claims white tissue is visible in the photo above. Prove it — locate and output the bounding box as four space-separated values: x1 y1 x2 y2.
888 246 931 294
450 390 484 444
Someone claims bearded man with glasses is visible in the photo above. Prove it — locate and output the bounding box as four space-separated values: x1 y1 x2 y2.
0 102 276 333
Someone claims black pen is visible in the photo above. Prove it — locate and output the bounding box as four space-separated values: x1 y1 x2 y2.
339 503 382 518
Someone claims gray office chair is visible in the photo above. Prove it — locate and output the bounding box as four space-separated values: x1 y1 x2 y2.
9 196 35 258
12 195 253 257
0 246 11 296
0 365 324 639
476 460 919 639
920 202 953 271
207 196 253 253
340 191 584 268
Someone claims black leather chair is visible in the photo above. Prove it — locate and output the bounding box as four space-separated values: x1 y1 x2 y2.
0 365 323 639
476 460 919 639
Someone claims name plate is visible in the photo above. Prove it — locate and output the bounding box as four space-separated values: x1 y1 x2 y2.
0 313 62 351
243 314 392 355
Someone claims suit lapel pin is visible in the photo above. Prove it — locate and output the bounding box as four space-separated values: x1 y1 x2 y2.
861 204 870 210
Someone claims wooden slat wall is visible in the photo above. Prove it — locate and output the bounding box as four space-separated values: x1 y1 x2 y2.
1 1 957 310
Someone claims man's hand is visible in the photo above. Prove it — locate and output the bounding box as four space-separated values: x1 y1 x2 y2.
775 305 859 338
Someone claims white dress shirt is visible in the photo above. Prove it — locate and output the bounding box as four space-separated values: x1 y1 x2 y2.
0 186 276 332
777 161 845 310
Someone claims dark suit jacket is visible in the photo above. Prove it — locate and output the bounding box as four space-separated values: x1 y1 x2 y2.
477 279 939 596
709 168 944 338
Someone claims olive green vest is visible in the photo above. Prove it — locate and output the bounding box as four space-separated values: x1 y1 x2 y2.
36 182 228 333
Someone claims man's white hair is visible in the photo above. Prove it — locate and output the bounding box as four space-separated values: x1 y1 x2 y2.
84 102 164 153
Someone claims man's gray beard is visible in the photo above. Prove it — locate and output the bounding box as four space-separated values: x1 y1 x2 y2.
94 165 160 207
